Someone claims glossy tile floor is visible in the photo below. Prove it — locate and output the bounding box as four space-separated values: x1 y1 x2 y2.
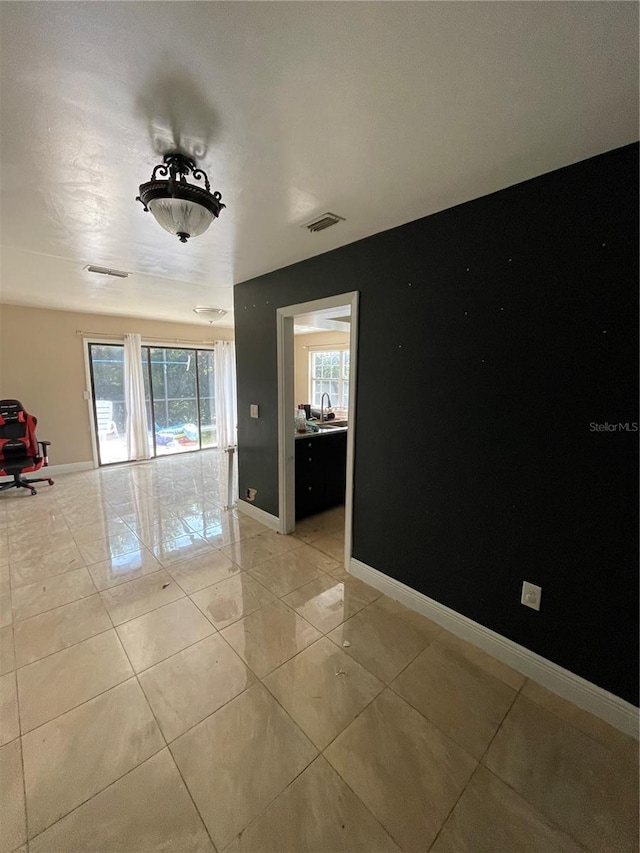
0 450 638 852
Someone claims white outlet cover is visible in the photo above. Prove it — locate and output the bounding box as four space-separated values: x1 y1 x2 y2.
250 404 259 418
521 581 542 611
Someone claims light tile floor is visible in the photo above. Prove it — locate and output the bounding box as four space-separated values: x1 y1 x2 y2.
0 449 637 852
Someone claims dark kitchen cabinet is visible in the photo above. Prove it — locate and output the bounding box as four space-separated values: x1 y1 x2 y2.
295 431 347 520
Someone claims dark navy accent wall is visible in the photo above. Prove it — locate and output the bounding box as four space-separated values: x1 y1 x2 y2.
234 143 639 704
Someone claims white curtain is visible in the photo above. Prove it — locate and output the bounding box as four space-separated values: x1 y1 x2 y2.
123 333 151 460
214 340 237 449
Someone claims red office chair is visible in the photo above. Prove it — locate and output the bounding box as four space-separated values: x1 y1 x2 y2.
0 400 54 496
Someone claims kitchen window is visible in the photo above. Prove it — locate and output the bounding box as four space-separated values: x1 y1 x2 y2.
310 349 350 409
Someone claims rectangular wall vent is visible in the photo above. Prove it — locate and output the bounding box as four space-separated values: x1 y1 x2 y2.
85 265 130 278
302 213 345 233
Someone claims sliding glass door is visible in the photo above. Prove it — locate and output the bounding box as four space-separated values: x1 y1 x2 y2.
89 343 217 465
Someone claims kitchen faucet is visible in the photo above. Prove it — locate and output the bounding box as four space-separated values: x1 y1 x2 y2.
320 392 332 423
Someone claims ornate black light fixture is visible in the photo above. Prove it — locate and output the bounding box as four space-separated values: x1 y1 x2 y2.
136 152 225 243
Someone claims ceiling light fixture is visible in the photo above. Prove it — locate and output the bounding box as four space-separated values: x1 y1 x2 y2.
193 307 228 320
137 152 225 243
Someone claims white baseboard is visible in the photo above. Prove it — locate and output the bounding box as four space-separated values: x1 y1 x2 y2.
236 499 280 531
1 460 94 483
47 461 95 476
349 557 639 739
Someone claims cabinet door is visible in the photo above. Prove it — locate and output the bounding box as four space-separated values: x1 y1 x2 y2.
321 432 347 508
295 439 324 519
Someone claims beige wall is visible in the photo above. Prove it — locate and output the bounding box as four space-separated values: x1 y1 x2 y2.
294 330 350 408
0 304 234 466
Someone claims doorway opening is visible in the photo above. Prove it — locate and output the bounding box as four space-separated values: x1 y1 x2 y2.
277 292 359 571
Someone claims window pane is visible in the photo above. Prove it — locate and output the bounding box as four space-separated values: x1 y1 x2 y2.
311 350 350 410
197 350 216 448
142 348 154 457
329 352 340 378
166 349 195 399
149 348 167 410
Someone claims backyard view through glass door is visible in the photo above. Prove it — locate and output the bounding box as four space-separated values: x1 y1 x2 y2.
89 343 217 465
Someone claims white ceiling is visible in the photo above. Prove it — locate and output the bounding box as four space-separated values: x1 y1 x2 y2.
294 305 351 335
0 2 637 327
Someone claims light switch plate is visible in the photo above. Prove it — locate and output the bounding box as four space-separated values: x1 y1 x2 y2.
521 581 542 611
250 404 259 418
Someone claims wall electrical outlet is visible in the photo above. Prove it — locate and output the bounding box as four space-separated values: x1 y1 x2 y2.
250 404 259 418
521 581 542 611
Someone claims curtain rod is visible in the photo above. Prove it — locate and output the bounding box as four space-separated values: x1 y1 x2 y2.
75 330 223 346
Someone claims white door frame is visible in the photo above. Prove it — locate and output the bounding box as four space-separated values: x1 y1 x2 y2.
276 291 359 570
82 337 106 469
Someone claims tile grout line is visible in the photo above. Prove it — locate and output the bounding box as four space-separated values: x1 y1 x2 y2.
117 612 219 677
517 682 640 765
472 685 627 853
384 634 523 751
462 763 593 853
424 678 525 853
19 584 167 841
7 496 63 847
9 554 90 594
12 611 113 670
18 586 262 839
25 558 221 852
24 749 174 851
167 561 245 598
11 573 100 625
214 601 321 682
209 680 324 851
103 602 222 853
9 554 219 658
222 567 401 848
17 670 136 740
4 519 30 852
9 473 384 849
316 686 410 853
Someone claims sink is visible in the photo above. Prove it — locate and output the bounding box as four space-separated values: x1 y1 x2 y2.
316 421 348 429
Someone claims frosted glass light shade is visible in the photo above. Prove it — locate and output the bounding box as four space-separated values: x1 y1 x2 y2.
137 153 225 242
148 197 215 241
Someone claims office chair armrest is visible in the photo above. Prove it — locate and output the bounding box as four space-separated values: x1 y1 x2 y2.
37 440 52 466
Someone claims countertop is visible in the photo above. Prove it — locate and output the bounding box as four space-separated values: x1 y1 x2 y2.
294 426 348 440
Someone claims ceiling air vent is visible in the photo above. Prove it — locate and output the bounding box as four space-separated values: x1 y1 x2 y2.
84 265 130 278
302 212 345 233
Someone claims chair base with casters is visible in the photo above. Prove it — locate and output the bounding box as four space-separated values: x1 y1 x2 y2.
0 400 54 497
0 467 55 496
